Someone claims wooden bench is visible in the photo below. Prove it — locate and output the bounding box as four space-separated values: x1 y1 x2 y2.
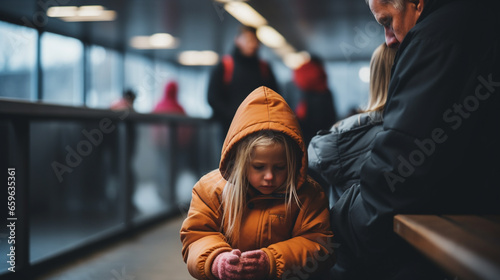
394 215 500 280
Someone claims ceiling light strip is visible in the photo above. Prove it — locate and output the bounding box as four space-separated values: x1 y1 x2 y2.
47 5 117 22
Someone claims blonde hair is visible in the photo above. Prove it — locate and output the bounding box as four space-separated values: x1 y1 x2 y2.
364 42 397 113
221 130 301 243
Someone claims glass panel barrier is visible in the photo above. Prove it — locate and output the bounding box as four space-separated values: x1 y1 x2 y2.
131 123 172 222
0 100 221 276
29 120 126 263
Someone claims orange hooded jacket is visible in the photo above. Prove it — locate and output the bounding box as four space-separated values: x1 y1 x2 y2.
180 86 333 279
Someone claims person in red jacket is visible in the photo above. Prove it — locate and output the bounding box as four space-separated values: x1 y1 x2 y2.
181 86 333 280
153 81 186 115
152 80 192 146
292 56 338 148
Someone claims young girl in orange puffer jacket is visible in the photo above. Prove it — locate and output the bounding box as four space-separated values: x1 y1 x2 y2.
180 86 334 280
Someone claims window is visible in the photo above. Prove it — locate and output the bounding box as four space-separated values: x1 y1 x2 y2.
87 45 122 108
325 61 369 118
124 54 154 113
41 32 83 106
177 67 212 118
0 21 37 101
153 61 178 109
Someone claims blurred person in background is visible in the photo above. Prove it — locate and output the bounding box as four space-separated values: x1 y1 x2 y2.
153 81 186 115
207 25 278 148
110 89 136 111
152 80 191 147
292 55 338 148
110 89 137 206
152 81 194 202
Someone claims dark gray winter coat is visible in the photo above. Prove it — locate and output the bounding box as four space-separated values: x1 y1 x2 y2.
308 110 383 204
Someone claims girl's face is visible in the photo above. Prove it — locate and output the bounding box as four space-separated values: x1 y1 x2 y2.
247 143 288 195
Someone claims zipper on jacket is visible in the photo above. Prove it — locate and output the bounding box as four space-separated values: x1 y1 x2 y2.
246 194 286 248
257 206 266 248
268 213 271 241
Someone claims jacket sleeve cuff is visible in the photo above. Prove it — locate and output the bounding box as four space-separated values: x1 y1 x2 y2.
204 247 232 280
261 247 277 279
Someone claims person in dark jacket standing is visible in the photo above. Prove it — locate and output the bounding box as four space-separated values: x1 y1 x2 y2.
207 25 278 147
292 56 338 148
330 0 500 279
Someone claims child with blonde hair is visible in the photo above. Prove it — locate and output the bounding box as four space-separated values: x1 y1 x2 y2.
309 42 397 203
308 43 397 279
181 86 333 280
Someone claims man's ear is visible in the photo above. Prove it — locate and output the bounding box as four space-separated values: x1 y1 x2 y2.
411 0 424 13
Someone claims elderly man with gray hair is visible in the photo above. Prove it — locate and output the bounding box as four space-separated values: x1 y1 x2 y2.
329 0 500 279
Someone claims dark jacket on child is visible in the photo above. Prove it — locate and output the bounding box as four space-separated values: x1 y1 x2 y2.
308 110 383 204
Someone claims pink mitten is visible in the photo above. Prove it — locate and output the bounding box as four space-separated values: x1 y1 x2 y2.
211 249 242 280
239 250 270 279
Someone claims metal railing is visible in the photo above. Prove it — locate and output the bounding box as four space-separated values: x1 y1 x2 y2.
0 99 221 278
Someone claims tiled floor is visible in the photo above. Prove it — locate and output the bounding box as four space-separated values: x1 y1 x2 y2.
37 215 193 280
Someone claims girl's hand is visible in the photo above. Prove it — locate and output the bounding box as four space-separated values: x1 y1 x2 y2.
211 249 269 280
240 249 269 279
211 249 242 280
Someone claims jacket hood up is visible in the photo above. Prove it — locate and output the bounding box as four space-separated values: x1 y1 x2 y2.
219 86 307 188
153 81 186 114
